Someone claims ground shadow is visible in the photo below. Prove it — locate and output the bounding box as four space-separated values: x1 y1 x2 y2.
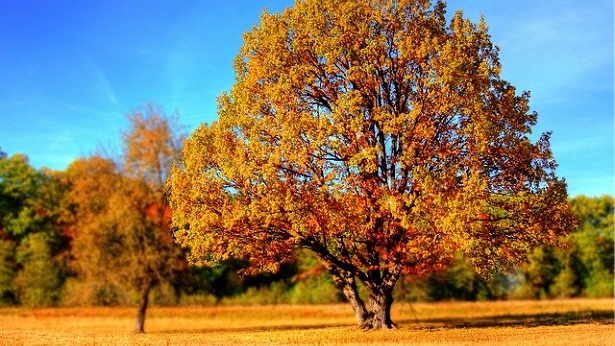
396 309 614 330
152 309 613 335
152 322 354 335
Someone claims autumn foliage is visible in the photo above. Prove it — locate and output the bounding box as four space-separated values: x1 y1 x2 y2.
168 0 575 329
65 105 185 333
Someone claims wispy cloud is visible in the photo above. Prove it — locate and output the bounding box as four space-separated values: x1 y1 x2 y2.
79 50 121 107
167 51 194 103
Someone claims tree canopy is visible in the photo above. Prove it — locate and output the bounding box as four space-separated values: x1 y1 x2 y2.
168 0 575 329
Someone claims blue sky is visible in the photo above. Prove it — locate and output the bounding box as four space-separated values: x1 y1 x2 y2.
0 1 612 197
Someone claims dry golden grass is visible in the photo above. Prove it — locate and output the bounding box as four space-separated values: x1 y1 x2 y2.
0 298 613 345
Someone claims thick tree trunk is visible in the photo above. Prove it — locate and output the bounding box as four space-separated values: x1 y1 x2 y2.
329 265 402 329
329 268 368 325
362 286 395 329
133 280 152 333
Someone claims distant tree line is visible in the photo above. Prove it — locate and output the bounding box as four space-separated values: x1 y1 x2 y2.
0 108 612 315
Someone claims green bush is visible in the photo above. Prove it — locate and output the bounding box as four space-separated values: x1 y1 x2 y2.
288 276 340 304
584 269 614 297
178 293 219 306
14 234 62 307
550 263 579 298
223 281 291 305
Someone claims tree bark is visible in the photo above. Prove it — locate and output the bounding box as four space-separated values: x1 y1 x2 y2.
133 279 152 333
329 268 368 325
362 286 396 329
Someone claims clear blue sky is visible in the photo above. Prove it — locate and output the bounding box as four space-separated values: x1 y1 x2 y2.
0 0 612 197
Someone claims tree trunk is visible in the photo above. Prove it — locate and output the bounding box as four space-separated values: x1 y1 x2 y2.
329 268 368 325
362 286 395 329
133 280 152 333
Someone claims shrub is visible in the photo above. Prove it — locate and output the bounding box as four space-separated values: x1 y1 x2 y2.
14 234 62 307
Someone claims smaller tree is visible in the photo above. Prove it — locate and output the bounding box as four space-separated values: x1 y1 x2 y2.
67 104 185 333
121 104 185 332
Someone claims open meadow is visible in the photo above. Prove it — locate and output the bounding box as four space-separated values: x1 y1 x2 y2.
0 298 613 345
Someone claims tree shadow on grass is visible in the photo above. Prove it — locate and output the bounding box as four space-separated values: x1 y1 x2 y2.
151 322 354 335
151 310 613 335
397 310 614 330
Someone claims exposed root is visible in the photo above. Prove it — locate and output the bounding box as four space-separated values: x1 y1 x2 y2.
360 320 398 330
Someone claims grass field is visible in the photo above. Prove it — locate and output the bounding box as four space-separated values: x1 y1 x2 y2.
0 298 613 345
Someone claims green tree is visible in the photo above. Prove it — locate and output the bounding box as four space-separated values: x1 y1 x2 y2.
512 196 613 299
0 154 42 239
0 154 69 306
169 0 574 329
513 246 562 299
14 233 62 306
570 195 614 297
549 253 579 298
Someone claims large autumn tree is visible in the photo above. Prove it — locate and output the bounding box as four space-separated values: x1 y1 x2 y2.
168 0 574 329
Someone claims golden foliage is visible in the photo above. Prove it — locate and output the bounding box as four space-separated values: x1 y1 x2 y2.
168 0 575 328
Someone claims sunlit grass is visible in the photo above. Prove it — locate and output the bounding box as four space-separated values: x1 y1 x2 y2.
0 298 612 345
